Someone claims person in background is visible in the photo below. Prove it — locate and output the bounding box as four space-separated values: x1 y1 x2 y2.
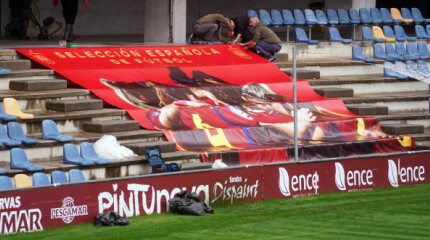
53 0 88 42
239 16 281 62
190 13 233 44
5 0 32 40
229 16 252 44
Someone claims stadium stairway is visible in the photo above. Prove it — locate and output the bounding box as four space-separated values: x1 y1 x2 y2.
0 49 212 180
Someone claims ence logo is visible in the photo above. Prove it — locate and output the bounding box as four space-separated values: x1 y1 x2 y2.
278 167 319 197
334 162 373 191
388 159 425 187
50 197 88 224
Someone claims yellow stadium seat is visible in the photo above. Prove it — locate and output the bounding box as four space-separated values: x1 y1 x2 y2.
372 26 396 42
13 174 32 188
390 8 413 23
3 98 34 119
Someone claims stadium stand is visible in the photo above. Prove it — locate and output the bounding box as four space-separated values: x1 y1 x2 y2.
69 169 85 182
396 42 417 60
415 25 430 39
370 8 383 24
391 8 413 23
382 26 398 41
0 168 5 174
352 45 375 63
338 9 353 24
315 9 329 25
281 9 296 25
406 42 428 60
326 9 339 25
329 27 352 43
10 148 43 171
3 97 34 119
246 9 258 18
13 174 32 188
63 143 95 166
259 9 273 26
0 176 13 190
349 8 362 24
304 9 319 25
32 172 50 186
51 170 68 184
417 59 430 75
42 119 73 142
380 7 400 23
270 9 285 26
0 103 17 121
80 142 110 165
395 61 409 78
426 25 430 37
7 122 38 145
0 124 21 147
417 42 430 59
394 25 416 41
293 9 306 25
400 8 415 23
385 43 406 61
294 27 318 44
383 61 406 79
372 26 396 42
145 146 181 174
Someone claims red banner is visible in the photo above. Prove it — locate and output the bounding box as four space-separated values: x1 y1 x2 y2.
16 46 415 164
0 152 429 234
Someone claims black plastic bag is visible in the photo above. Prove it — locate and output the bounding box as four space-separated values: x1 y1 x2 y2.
94 211 130 227
169 190 214 216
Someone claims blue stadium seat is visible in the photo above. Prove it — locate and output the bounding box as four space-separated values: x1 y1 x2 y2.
352 45 375 63
80 142 110 165
51 170 68 184
385 44 406 61
374 44 397 61
315 10 328 25
326 9 339 25
304 9 319 25
32 172 50 186
271 9 284 26
63 143 95 166
10 148 43 171
370 8 383 24
42 119 73 142
259 9 273 26
338 9 352 24
0 103 17 122
426 25 430 38
417 42 430 59
381 8 401 23
394 25 416 41
406 60 419 78
0 168 5 174
406 42 427 60
396 43 416 60
400 8 414 23
329 27 352 43
348 8 362 24
69 169 85 183
281 9 295 25
294 27 318 44
0 68 11 75
415 25 430 39
247 10 258 18
0 176 13 190
7 122 38 145
394 61 409 79
417 60 430 76
362 26 384 42
411 8 430 23
382 26 397 40
359 8 373 24
0 124 20 147
293 9 306 25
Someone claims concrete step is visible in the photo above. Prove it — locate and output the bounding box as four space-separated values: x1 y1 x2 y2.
273 53 288 63
281 69 320 79
46 99 103 112
124 141 178 154
0 88 91 111
314 87 354 98
376 112 430 129
380 123 424 135
0 49 17 60
306 75 428 95
340 91 430 114
0 59 31 70
9 79 67 91
0 69 54 90
83 119 140 133
347 105 389 115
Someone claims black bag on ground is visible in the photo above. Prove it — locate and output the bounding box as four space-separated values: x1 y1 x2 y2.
169 190 214 216
94 211 130 227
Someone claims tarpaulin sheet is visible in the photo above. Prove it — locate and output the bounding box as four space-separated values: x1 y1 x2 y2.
16 45 415 164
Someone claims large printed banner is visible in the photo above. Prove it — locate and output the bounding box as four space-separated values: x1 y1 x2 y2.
0 152 429 234
16 46 415 164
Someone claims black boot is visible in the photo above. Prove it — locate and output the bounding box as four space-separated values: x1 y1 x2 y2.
64 24 77 42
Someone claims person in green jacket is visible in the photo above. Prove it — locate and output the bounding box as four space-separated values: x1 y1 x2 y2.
190 13 234 44
239 16 281 61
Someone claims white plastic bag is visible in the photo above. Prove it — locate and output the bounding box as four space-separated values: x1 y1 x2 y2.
94 135 137 160
212 159 228 168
